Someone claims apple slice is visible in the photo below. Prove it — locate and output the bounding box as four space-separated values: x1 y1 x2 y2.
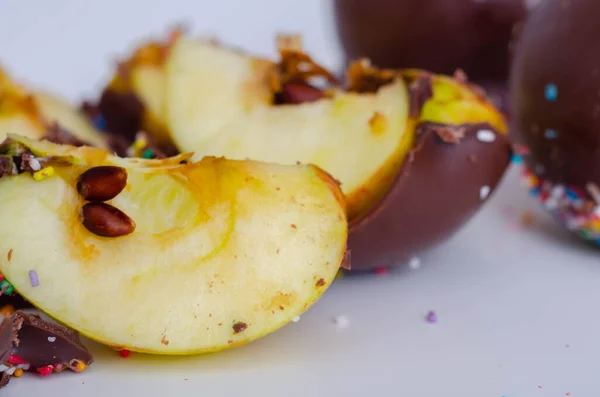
165 37 413 221
0 135 347 354
0 67 108 149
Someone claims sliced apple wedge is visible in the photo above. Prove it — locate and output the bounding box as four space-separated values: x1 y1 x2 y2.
165 37 412 221
0 135 347 354
0 67 108 148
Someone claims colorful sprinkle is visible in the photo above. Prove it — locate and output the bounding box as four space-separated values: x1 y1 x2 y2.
142 149 155 159
47 336 56 343
522 165 600 246
544 129 558 139
33 166 55 181
425 311 437 324
291 316 300 323
0 305 14 318
37 365 53 377
374 266 389 275
29 270 39 287
13 368 23 378
333 315 350 329
511 154 523 164
91 114 107 131
119 349 131 358
544 83 558 102
480 185 491 200
476 129 496 143
408 257 421 269
0 280 14 296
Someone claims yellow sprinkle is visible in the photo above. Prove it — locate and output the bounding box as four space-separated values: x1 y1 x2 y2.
75 361 87 373
133 138 147 152
0 305 14 317
13 368 23 378
33 166 55 181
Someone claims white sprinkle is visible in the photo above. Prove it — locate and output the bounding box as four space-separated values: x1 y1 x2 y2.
545 198 558 210
476 129 496 143
291 316 300 323
29 158 41 171
551 185 565 198
480 185 491 200
586 182 600 204
333 315 350 329
408 257 421 269
47 336 56 343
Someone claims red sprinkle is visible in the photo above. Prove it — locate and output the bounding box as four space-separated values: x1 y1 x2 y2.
8 355 27 365
0 274 3 282
119 349 131 358
538 385 543 389
566 393 571 396
37 365 53 377
374 266 389 275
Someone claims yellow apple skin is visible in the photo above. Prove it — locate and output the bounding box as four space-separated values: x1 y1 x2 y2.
0 136 347 354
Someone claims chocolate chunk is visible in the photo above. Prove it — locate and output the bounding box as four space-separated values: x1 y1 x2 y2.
12 311 93 369
0 156 15 178
348 122 511 269
0 315 21 364
0 314 23 389
45 123 91 147
98 89 144 142
408 74 434 118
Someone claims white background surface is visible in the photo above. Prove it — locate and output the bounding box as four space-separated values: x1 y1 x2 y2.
0 1 598 396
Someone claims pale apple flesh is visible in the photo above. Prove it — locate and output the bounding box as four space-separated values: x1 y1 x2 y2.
0 136 347 354
0 67 108 148
165 38 414 220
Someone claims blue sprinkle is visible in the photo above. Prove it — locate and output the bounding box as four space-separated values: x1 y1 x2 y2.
566 189 580 200
544 129 558 139
544 83 558 102
92 114 107 131
530 188 541 197
511 154 522 164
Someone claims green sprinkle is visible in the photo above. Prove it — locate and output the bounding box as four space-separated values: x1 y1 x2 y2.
142 149 155 159
1 280 13 295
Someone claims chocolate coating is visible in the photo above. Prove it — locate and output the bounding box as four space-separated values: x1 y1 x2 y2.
98 89 144 142
0 315 19 364
12 311 93 369
348 122 511 269
334 0 528 85
0 294 33 310
510 0 600 188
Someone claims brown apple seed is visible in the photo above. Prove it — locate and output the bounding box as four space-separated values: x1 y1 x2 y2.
81 202 136 238
279 82 324 104
77 166 128 202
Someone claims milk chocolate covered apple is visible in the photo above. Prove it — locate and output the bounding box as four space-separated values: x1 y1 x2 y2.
0 135 347 354
94 32 511 270
333 0 537 110
510 0 600 244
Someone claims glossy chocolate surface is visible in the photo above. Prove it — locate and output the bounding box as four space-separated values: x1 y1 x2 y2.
12 311 93 369
348 122 512 269
510 0 600 189
334 0 528 91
